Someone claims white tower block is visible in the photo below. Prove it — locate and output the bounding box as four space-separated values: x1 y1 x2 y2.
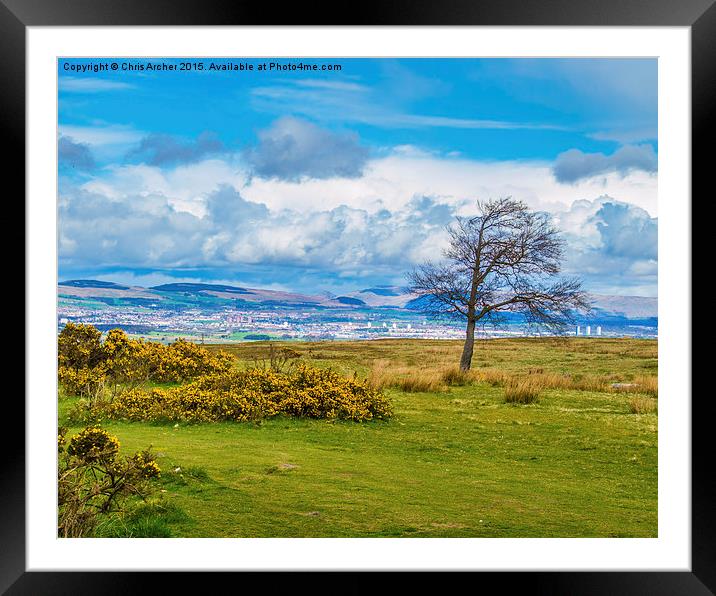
586 325 591 336
576 325 581 336
596 326 602 336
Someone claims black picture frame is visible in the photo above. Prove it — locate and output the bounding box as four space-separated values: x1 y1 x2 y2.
6 1 707 593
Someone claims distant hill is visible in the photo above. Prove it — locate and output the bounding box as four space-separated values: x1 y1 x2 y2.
405 295 434 311
404 292 657 319
358 286 404 297
60 280 358 309
588 294 657 319
336 296 366 306
350 286 415 308
59 279 130 290
151 283 251 295
57 279 656 320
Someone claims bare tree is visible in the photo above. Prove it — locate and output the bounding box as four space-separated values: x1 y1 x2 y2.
408 198 591 371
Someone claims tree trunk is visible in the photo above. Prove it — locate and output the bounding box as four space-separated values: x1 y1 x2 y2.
460 318 476 371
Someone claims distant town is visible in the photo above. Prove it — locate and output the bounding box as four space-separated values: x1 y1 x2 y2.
57 280 658 343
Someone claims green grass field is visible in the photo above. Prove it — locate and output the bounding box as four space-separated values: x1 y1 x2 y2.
58 337 658 538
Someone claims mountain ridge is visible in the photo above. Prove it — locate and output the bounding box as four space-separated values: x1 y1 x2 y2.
58 279 657 319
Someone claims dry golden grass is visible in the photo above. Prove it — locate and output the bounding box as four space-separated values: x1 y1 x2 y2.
610 376 659 397
396 373 447 393
257 338 659 403
367 359 446 393
628 395 658 414
471 368 657 396
471 368 510 387
368 357 658 401
633 375 658 397
533 372 613 392
366 358 392 390
439 366 473 386
504 377 542 404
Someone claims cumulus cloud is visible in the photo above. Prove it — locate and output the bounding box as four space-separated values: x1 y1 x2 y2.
59 150 657 295
553 144 657 184
127 131 225 166
81 159 246 216
245 117 368 181
555 196 657 295
243 151 657 217
59 172 657 296
58 136 95 171
204 184 270 226
59 177 455 278
595 202 657 261
59 189 212 269
77 139 656 216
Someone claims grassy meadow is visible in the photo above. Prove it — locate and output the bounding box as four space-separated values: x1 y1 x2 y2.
58 336 658 538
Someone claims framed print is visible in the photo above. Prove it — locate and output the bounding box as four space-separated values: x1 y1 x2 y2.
6 0 709 593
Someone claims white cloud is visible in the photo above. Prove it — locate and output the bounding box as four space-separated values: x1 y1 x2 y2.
81 159 247 217
59 124 145 147
245 117 368 180
554 196 657 295
60 181 456 278
58 136 95 170
59 78 135 93
72 146 658 220
59 149 657 295
553 144 657 184
128 131 225 166
244 152 657 216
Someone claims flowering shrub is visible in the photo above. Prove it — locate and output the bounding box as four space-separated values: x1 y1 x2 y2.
58 364 108 401
58 322 104 370
58 324 234 397
144 338 234 383
58 323 108 400
102 329 152 394
59 325 392 423
58 426 161 537
66 425 120 463
109 364 393 423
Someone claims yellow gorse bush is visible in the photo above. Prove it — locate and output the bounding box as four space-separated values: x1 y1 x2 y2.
127 450 162 479
58 324 233 397
58 323 104 370
58 425 161 537
144 338 234 382
66 425 120 463
58 365 108 400
59 324 392 423
110 364 393 423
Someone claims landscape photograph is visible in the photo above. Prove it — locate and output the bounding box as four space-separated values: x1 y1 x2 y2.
57 57 658 538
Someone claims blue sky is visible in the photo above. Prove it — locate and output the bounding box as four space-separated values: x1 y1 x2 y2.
58 58 658 296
